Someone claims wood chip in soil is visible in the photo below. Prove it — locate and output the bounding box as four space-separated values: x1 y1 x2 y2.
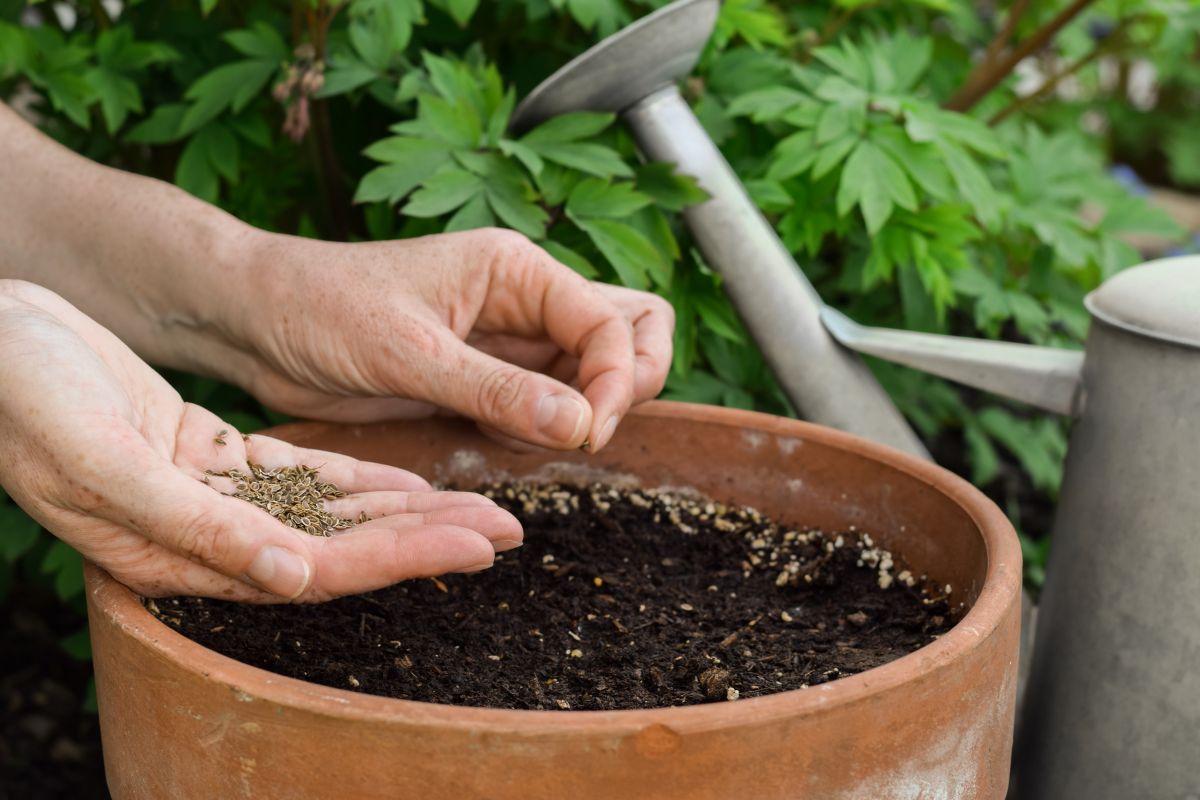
149 481 955 710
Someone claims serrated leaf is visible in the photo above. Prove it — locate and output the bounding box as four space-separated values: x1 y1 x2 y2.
520 111 616 145
485 180 549 239
566 178 651 219
84 66 141 132
415 93 482 149
499 139 545 175
180 59 277 135
576 218 661 290
222 23 288 61
542 240 599 278
524 141 632 178
837 139 906 234
356 138 452 204
767 129 818 180
811 133 858 180
871 126 953 200
125 103 187 144
402 168 485 217
634 162 708 211
745 178 792 213
726 86 808 121
941 141 1001 230
444 192 496 232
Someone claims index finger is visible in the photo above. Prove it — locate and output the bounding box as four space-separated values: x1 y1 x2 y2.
479 233 637 450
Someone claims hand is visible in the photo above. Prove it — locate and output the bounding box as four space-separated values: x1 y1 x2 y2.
232 228 674 452
0 281 522 602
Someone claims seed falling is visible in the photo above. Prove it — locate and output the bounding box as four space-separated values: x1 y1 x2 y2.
212 463 356 536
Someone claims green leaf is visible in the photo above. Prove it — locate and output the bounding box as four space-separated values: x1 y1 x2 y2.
444 0 480 26
746 179 792 213
356 139 452 204
402 168 485 217
84 66 142 132
767 129 818 181
204 122 240 183
125 103 187 144
350 0 422 70
714 0 788 50
542 240 599 278
444 192 496 232
815 102 865 145
871 126 953 200
521 111 616 145
200 0 218 16
181 59 278 135
525 141 632 178
222 23 288 61
634 163 708 211
315 59 378 98
941 141 1001 230
41 540 84 600
499 139 545 176
576 219 662 290
566 178 651 219
837 139 912 234
695 295 746 342
485 180 549 239
726 87 808 121
811 133 859 180
175 132 219 202
414 93 482 149
60 627 92 661
0 505 40 563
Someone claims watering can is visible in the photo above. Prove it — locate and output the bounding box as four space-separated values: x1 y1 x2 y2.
510 1 1200 797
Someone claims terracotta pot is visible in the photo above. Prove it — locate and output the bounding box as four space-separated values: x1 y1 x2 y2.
86 401 1021 799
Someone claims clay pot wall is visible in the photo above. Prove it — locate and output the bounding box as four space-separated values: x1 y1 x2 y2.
87 402 1021 799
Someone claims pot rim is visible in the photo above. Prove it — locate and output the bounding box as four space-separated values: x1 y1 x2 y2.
87 400 1021 735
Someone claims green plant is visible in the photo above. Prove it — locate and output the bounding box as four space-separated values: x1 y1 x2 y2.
0 0 1192 611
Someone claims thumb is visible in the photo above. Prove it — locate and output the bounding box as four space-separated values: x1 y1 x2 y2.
413 332 593 450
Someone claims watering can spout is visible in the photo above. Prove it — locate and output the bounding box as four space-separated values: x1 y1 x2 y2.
820 307 1086 417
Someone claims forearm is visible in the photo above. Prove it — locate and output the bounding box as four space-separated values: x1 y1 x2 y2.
0 101 265 376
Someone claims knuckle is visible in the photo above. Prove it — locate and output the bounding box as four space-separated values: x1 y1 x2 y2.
172 505 234 569
476 366 530 422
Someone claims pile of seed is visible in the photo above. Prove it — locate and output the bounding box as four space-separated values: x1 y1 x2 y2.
209 463 359 537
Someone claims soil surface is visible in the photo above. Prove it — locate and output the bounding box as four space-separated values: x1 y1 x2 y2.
152 482 954 710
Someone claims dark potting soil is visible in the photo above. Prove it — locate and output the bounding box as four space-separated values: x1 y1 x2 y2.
150 482 955 710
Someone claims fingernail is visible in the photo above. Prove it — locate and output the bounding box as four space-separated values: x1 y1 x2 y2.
246 545 310 599
536 394 586 444
453 562 494 574
493 539 523 553
594 414 620 451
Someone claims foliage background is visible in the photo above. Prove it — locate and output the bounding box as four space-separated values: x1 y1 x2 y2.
0 0 1196 707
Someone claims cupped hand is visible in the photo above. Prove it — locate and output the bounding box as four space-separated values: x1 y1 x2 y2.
0 281 521 602
234 228 674 452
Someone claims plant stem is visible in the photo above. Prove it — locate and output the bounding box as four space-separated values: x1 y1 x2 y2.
304 0 354 240
945 0 1101 112
987 16 1140 125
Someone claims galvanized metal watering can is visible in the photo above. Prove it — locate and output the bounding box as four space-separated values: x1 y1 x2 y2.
511 1 1200 797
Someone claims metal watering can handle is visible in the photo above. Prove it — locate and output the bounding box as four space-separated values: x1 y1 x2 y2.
509 0 928 459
